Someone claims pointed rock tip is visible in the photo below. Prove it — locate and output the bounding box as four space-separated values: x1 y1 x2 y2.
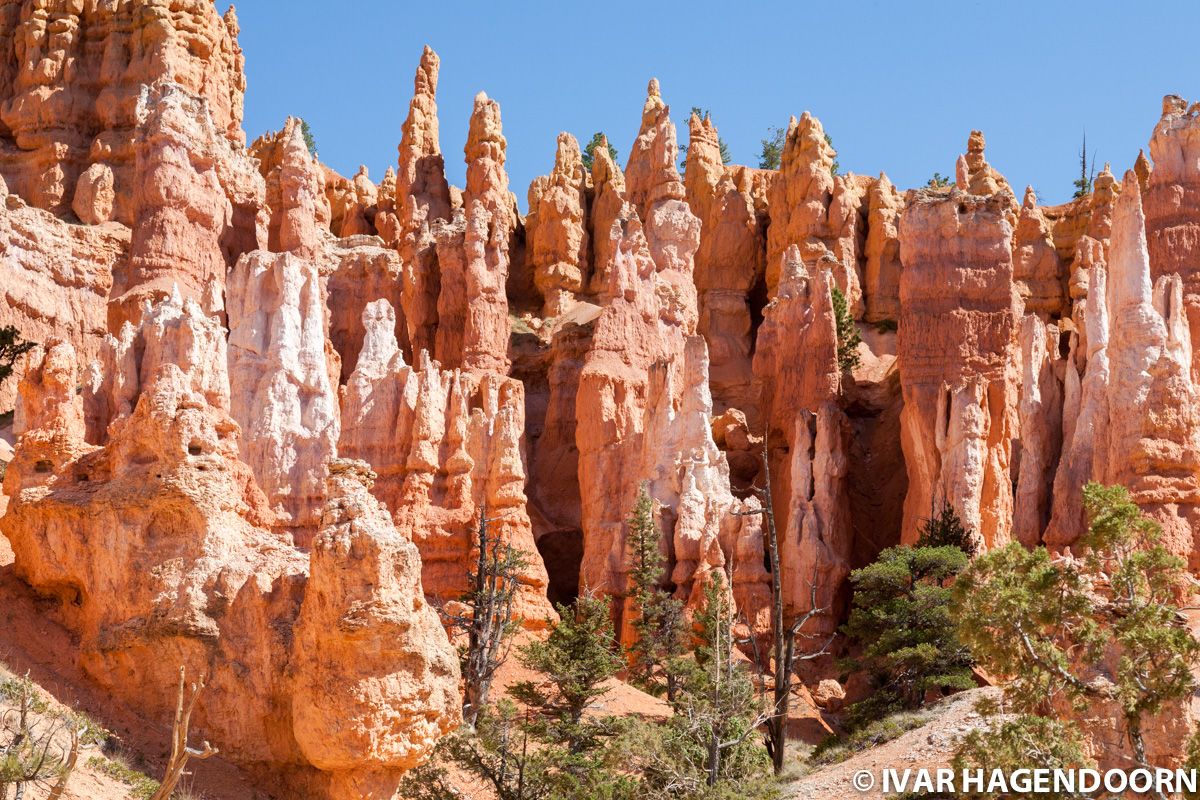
647 78 660 97
1163 94 1188 115
1120 168 1140 193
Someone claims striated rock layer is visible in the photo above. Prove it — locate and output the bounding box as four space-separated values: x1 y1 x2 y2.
9 10 1200 789
897 186 1019 551
339 299 555 623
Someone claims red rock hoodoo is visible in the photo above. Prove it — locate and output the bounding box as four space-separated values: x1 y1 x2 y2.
6 3 1200 791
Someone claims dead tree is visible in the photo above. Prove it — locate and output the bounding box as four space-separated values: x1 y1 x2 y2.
148 667 217 800
733 435 833 775
43 719 82 800
449 505 529 726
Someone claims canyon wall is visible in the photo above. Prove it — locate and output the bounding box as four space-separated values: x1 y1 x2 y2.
5 0 1200 790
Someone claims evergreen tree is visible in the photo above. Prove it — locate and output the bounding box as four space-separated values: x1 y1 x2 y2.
824 133 839 177
649 575 771 790
831 287 861 373
758 126 785 170
841 544 974 726
0 326 35 387
925 172 952 189
510 594 625 755
626 485 687 701
955 482 1200 782
582 132 620 172
410 595 634 800
915 499 977 555
299 118 317 156
1072 132 1095 198
952 697 1094 800
453 506 532 725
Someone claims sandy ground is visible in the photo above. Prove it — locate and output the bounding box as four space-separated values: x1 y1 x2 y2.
782 687 1001 799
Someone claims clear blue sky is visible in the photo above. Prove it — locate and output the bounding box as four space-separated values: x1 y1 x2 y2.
232 1 1198 208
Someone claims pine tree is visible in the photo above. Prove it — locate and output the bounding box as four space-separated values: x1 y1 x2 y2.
1072 132 1095 198
824 133 839 177
510 594 625 755
925 172 952 189
955 482 1200 787
0 674 85 800
582 132 620 172
668 574 772 788
831 287 861 373
952 697 1093 800
454 505 532 726
0 326 35 386
414 595 634 800
915 498 977 555
299 118 317 157
758 126 785 170
625 485 687 701
841 544 974 726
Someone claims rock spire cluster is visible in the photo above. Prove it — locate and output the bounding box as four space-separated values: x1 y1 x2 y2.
5 5 1200 788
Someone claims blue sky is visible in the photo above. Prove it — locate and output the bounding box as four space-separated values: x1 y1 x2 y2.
233 1 1198 207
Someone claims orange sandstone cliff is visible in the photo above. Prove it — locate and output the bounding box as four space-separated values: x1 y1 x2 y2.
6 1 1200 793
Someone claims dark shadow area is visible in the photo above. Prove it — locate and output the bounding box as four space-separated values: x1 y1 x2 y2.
535 529 582 607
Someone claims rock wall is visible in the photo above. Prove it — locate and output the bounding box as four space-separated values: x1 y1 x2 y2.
753 244 850 631
897 185 1019 550
1145 96 1200 380
227 250 340 543
683 112 767 420
2 315 458 800
0 184 126 410
338 299 554 623
7 7 1200 789
0 0 245 217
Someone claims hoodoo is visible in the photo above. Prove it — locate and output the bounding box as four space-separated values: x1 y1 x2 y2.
3 3 1200 796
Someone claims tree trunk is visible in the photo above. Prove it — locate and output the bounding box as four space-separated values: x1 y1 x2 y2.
707 732 720 786
762 438 787 775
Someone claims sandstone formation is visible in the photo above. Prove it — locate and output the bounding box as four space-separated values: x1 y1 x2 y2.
1014 186 1068 316
109 80 264 329
339 300 554 623
862 174 902 323
1012 314 1063 546
1096 173 1200 558
227 250 340 543
1145 95 1200 380
0 187 126 410
8 7 1200 790
435 92 516 374
394 45 452 359
752 244 849 631
684 111 766 417
0 0 245 216
897 186 1019 550
2 313 458 799
291 459 460 797
765 112 866 312
526 132 589 318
